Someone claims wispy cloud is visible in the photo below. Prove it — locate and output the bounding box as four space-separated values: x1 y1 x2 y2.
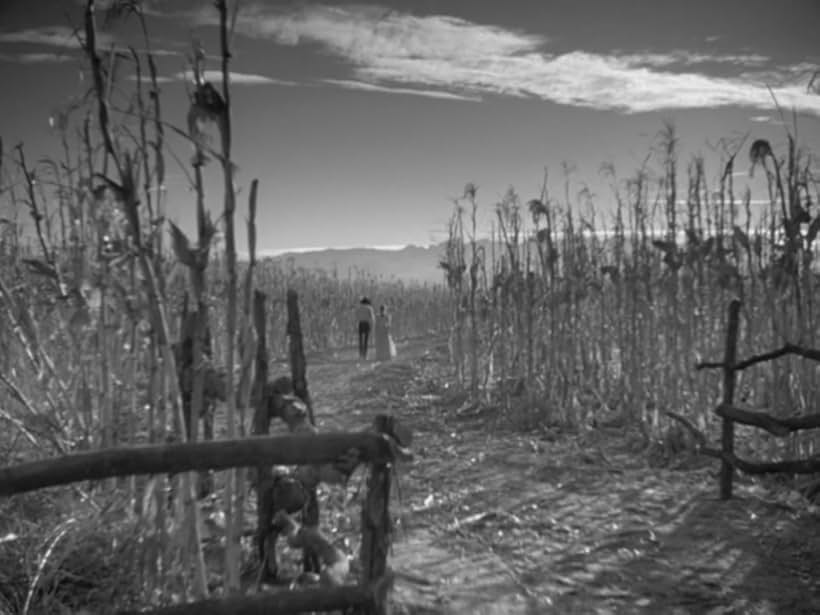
173 69 299 86
142 47 185 58
125 69 297 86
215 4 542 60
323 79 480 101
86 0 173 18
617 50 770 69
0 52 75 64
195 4 820 117
126 73 175 84
0 25 115 49
748 114 790 127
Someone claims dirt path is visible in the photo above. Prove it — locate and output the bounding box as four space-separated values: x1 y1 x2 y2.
270 337 820 615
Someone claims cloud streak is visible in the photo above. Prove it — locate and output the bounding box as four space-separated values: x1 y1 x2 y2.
0 25 115 50
0 52 75 64
616 50 770 69
0 24 180 59
202 4 820 116
323 79 480 101
127 73 175 84
167 69 299 86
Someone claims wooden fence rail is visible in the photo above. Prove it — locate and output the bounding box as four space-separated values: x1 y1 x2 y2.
675 299 820 499
116 575 393 615
0 432 398 614
0 432 394 497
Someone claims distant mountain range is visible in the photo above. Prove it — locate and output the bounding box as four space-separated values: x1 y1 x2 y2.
256 226 820 285
263 244 449 285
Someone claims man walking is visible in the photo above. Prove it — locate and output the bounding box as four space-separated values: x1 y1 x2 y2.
356 297 375 360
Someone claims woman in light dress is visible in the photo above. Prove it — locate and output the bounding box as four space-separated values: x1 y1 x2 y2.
374 304 397 361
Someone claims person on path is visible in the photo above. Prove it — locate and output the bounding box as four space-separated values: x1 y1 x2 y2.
374 304 397 361
356 297 375 360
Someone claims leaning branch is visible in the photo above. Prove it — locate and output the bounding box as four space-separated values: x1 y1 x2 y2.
696 342 820 371
664 411 820 475
732 343 820 370
716 403 820 436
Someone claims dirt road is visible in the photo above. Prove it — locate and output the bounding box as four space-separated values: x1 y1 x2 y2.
266 337 820 614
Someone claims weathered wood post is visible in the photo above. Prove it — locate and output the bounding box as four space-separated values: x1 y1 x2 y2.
250 289 276 578
286 288 322 574
175 293 214 497
286 288 316 426
360 460 393 615
250 291 270 437
719 299 741 499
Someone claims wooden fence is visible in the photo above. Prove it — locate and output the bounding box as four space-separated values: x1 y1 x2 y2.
0 432 397 614
670 299 820 498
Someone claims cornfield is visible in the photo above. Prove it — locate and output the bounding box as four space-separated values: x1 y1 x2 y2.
0 2 447 611
0 0 818 611
207 257 451 360
440 123 819 459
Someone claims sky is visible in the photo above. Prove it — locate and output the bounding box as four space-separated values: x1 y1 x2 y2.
0 0 819 256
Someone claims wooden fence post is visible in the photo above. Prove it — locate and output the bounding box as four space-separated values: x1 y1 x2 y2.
720 300 741 499
249 289 276 579
360 461 392 615
287 289 316 426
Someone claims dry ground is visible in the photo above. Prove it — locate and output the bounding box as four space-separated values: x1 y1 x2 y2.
222 337 820 615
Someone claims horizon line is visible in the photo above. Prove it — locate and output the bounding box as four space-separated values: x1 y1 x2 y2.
236 224 803 260
251 243 432 258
